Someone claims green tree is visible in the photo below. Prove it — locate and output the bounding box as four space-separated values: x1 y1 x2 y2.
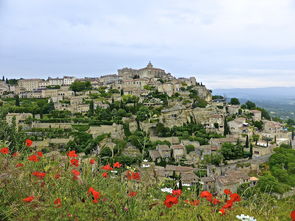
15 95 20 106
245 101 256 110
70 81 92 94
253 121 264 131
230 98 240 105
220 142 244 160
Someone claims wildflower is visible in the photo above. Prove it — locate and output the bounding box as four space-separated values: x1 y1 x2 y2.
71 169 80 177
36 151 43 157
89 159 95 164
0 147 9 154
200 191 212 199
25 139 33 147
101 164 113 171
54 198 62 207
163 194 178 208
224 189 232 195
291 210 295 221
230 193 241 202
128 192 137 197
113 161 122 168
222 200 233 209
28 155 39 162
23 196 34 202
102 172 108 178
54 174 61 179
12 152 20 157
160 187 173 194
172 189 182 197
67 150 78 158
32 171 46 179
200 191 212 202
131 172 140 180
236 214 256 221
16 163 24 168
184 199 200 206
70 159 79 167
88 187 100 203
212 198 221 205
218 208 226 215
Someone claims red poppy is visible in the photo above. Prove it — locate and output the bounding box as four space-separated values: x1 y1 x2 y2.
88 187 100 203
212 198 221 205
164 194 179 208
224 189 232 195
54 174 61 179
172 189 182 197
291 210 295 221
28 155 39 162
128 192 137 197
12 152 20 157
88 187 95 194
89 159 95 164
16 163 24 168
131 172 140 180
67 150 78 158
32 171 46 179
113 161 122 168
0 147 9 154
222 200 233 209
70 159 79 167
25 139 33 147
102 172 108 178
36 151 43 157
200 191 212 199
23 196 34 202
126 171 132 180
218 208 226 215
71 169 80 176
184 199 200 206
54 198 62 207
101 164 113 171
230 193 241 202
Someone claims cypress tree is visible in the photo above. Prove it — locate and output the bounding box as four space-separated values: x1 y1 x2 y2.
224 117 230 136
15 95 20 106
178 174 183 190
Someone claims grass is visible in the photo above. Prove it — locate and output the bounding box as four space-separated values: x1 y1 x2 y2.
0 150 294 221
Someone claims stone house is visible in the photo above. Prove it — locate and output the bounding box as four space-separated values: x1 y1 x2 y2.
215 170 250 194
252 146 272 158
0 81 9 95
148 150 161 162
205 114 224 134
250 110 262 121
263 120 284 134
171 144 185 160
18 79 42 91
227 105 240 115
209 137 238 150
228 117 248 135
200 176 215 191
181 172 199 186
6 113 33 126
156 144 171 160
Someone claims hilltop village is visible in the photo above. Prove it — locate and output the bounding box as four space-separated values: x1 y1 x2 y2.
0 62 294 195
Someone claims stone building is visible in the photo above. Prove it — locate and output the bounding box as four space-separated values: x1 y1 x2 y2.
18 79 42 91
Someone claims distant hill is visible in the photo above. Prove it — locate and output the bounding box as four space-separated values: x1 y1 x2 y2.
213 87 295 120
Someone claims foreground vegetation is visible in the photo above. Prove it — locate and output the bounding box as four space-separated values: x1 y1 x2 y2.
0 144 294 221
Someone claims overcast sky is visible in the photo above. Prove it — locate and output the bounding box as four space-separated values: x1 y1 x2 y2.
1 0 295 89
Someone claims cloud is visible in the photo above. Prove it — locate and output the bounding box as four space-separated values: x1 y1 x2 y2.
0 0 295 89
